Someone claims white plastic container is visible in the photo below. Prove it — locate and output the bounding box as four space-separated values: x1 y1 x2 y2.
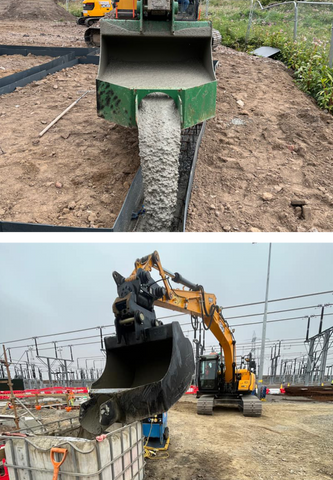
4 422 144 480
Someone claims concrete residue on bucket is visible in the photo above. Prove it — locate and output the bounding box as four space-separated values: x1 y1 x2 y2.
137 94 181 232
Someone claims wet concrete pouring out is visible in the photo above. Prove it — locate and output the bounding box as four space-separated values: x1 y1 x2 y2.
137 94 181 232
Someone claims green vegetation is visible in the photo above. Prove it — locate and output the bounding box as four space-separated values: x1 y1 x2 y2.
208 0 333 111
254 30 333 111
58 0 83 17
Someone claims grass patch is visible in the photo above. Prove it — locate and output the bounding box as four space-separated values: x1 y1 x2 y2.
58 0 83 17
208 0 333 111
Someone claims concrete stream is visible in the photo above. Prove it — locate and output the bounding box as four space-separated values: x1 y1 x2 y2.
136 94 181 232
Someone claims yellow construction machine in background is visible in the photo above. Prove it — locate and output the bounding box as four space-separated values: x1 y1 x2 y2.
77 0 136 26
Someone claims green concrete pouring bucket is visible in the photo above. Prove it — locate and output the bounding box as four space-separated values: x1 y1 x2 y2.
96 19 217 129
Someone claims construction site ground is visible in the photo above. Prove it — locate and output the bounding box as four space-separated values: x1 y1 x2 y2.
187 47 333 232
0 404 80 435
0 55 53 79
1 19 333 230
146 396 333 480
0 62 139 228
0 20 84 48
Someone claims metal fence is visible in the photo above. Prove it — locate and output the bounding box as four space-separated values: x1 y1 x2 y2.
246 0 333 67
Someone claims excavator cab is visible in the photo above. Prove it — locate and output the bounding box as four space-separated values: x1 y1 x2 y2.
79 268 194 435
198 355 219 392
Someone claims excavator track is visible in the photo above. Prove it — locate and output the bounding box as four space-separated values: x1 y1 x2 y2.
84 26 222 49
241 395 262 417
197 395 214 415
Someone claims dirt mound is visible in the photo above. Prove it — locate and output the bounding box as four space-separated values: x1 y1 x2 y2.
4 0 75 21
186 46 333 232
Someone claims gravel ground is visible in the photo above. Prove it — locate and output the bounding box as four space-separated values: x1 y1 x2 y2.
146 396 333 480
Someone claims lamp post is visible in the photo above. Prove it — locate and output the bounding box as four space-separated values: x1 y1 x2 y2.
258 243 272 382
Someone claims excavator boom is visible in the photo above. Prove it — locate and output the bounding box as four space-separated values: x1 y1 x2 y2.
80 251 260 435
79 255 195 435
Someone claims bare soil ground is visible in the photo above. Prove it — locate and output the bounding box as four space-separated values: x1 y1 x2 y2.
0 20 85 48
146 396 333 480
0 64 139 228
0 54 52 79
2 23 333 231
187 47 333 232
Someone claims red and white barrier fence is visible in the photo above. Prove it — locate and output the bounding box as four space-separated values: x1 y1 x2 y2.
0 386 88 400
186 385 198 395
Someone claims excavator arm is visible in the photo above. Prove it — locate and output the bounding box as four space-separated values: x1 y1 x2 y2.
79 251 254 435
124 251 236 383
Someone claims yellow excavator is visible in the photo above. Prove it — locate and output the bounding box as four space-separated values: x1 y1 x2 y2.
77 0 138 26
79 251 261 435
77 0 111 26
80 0 222 49
77 0 137 38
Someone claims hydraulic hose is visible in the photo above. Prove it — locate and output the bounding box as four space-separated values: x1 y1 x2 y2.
199 286 219 331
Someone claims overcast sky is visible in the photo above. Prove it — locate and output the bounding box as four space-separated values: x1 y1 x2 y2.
1 242 332 374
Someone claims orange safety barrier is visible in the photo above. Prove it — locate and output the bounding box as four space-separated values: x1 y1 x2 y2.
185 385 198 395
0 387 88 400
